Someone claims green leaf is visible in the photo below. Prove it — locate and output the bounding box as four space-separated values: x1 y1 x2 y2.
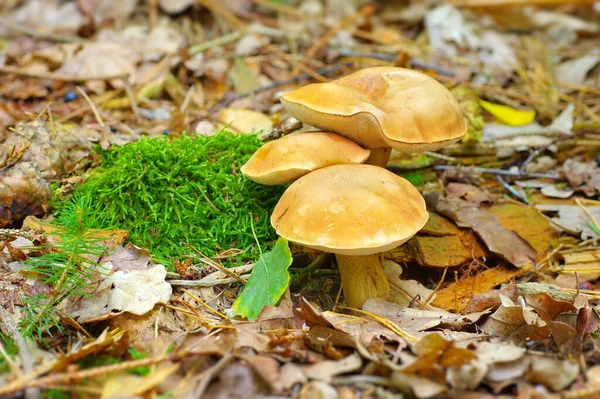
234 238 293 321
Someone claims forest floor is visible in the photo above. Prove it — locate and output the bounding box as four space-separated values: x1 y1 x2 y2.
1 1 600 398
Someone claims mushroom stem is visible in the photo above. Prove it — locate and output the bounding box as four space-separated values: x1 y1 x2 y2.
335 253 390 308
365 148 392 168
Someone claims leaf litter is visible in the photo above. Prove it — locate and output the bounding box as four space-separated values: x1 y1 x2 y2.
1 0 600 398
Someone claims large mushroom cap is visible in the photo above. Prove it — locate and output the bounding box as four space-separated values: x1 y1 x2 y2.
271 164 428 255
241 131 370 185
280 67 467 152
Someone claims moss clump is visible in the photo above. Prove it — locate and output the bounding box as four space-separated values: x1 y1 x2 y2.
63 132 284 266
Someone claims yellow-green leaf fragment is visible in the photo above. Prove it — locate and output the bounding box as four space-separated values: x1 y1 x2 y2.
479 99 536 126
234 238 293 321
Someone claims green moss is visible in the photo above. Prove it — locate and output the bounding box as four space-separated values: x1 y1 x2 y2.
61 132 284 267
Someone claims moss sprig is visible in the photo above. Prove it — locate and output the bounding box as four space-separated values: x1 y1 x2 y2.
60 132 284 267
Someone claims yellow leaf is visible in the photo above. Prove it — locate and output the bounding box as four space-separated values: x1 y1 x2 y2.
479 100 536 126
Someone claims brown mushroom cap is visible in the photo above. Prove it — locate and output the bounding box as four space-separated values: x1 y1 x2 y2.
241 131 370 185
280 67 467 152
271 164 428 255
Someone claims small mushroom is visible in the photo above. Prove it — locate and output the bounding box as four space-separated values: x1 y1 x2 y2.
280 67 467 167
271 164 428 308
241 131 370 185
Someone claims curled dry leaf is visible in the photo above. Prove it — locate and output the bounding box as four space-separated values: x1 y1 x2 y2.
297 298 407 350
401 333 477 384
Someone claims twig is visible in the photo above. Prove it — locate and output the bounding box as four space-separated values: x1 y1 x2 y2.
497 175 529 204
338 306 419 342
423 151 458 162
0 306 39 399
305 4 375 59
575 198 600 235
186 244 248 283
213 62 352 111
0 356 168 395
123 81 140 120
420 267 448 310
1 20 87 43
188 31 243 55
0 66 128 82
183 289 229 320
167 275 250 287
75 86 105 128
266 44 329 82
192 352 234 399
196 0 246 28
433 164 561 180
333 375 393 387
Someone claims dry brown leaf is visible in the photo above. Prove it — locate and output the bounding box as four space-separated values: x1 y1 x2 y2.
432 265 526 313
219 108 273 133
391 371 447 399
437 198 537 267
363 299 488 337
101 363 179 398
481 295 554 343
401 333 477 384
204 364 272 398
299 298 407 351
298 353 362 383
387 212 487 268
489 203 558 261
525 355 579 392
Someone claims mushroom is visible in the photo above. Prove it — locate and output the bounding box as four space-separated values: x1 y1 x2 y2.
241 131 370 185
279 67 467 167
271 163 428 308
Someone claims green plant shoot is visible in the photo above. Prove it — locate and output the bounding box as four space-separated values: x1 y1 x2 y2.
20 196 108 339
234 238 293 321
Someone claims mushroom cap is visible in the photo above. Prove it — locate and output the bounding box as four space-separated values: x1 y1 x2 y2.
241 131 370 185
271 164 429 255
280 67 467 152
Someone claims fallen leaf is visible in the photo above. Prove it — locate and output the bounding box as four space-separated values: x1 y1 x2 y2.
203 364 272 398
437 198 537 267
391 371 446 399
402 333 477 383
480 295 550 343
234 238 293 321
228 57 260 93
298 353 362 382
483 104 574 146
67 264 172 323
220 108 273 133
101 363 179 398
489 203 558 261
433 265 525 313
363 299 488 337
298 298 407 349
99 243 151 271
555 52 600 88
299 381 338 399
525 355 579 391
479 100 536 126
536 204 600 240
